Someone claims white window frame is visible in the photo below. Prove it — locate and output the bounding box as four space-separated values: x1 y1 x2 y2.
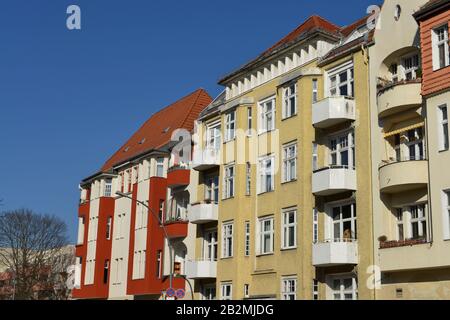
443 190 450 240
395 208 404 241
432 24 450 70
409 204 427 240
225 111 236 142
206 121 222 151
329 130 355 169
221 282 232 300
327 62 354 98
223 164 235 199
258 155 275 194
283 83 297 119
283 143 297 183
104 179 112 197
247 107 253 136
313 208 319 244
402 54 420 81
156 157 164 177
312 142 318 171
106 216 112 240
327 202 357 242
281 277 297 300
438 104 449 151
205 175 219 203
405 127 425 161
328 275 358 300
245 162 251 196
258 96 276 134
312 79 318 104
203 284 216 300
203 229 218 261
282 208 297 249
244 221 250 256
257 216 274 255
222 222 234 258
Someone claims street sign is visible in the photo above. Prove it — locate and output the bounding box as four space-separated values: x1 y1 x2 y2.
166 288 176 298
176 289 186 299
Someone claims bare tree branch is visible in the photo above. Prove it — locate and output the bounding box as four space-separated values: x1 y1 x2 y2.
0 209 72 300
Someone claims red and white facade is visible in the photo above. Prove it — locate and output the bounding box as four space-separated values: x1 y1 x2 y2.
73 89 212 300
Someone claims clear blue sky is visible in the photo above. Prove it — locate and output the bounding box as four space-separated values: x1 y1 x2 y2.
0 0 377 242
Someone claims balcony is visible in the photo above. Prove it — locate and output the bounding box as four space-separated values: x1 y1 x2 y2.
167 166 190 188
164 220 188 239
188 202 218 224
312 240 358 267
312 167 357 196
378 239 432 272
192 148 220 171
379 159 428 194
185 259 217 279
377 80 422 118
312 96 356 129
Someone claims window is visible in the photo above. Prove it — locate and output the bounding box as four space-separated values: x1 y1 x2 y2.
396 208 404 241
206 121 222 151
444 191 450 240
133 250 146 280
394 134 401 161
225 111 236 142
259 97 276 133
312 79 318 103
282 209 297 249
158 200 164 223
330 276 358 300
156 251 162 279
119 173 124 193
127 169 132 193
390 63 398 83
103 260 110 284
258 156 275 193
203 285 216 300
244 284 250 298
205 175 219 203
156 157 164 177
221 283 232 300
406 128 424 160
104 179 112 197
106 216 112 240
331 203 357 242
433 25 449 70
439 105 449 151
204 230 218 261
313 279 319 300
223 165 235 199
222 222 233 258
283 83 297 119
410 204 427 240
283 143 297 182
245 222 250 256
313 208 319 244
329 131 355 169
329 65 354 97
281 277 297 300
245 163 251 196
402 54 419 80
247 107 253 136
258 217 274 255
312 142 318 171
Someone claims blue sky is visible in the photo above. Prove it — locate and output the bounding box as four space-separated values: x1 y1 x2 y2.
0 0 376 242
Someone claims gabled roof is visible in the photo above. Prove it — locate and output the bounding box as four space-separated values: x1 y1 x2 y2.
218 15 341 84
413 0 450 21
100 89 212 172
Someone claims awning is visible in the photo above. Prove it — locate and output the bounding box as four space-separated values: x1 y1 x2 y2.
384 122 425 138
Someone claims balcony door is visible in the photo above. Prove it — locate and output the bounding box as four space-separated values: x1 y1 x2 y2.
206 122 221 152
203 229 218 261
327 274 358 300
328 202 357 242
329 131 355 169
205 175 219 203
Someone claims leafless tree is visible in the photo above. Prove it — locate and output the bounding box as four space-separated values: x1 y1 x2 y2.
0 209 71 300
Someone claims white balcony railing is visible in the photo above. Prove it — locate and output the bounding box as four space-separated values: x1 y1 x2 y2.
185 259 217 279
192 147 221 171
312 96 356 128
188 202 219 224
312 166 357 196
312 239 358 267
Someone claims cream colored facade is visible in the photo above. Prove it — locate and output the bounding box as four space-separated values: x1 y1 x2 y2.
369 0 450 300
190 19 376 300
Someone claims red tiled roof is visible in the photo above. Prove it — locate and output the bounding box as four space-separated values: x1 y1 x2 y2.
100 89 212 172
340 15 371 37
263 15 341 55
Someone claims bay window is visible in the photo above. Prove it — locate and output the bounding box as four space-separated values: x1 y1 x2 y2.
283 83 297 119
225 111 236 142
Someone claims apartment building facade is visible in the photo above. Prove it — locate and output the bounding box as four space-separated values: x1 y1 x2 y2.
188 14 377 300
369 0 450 299
73 89 212 300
